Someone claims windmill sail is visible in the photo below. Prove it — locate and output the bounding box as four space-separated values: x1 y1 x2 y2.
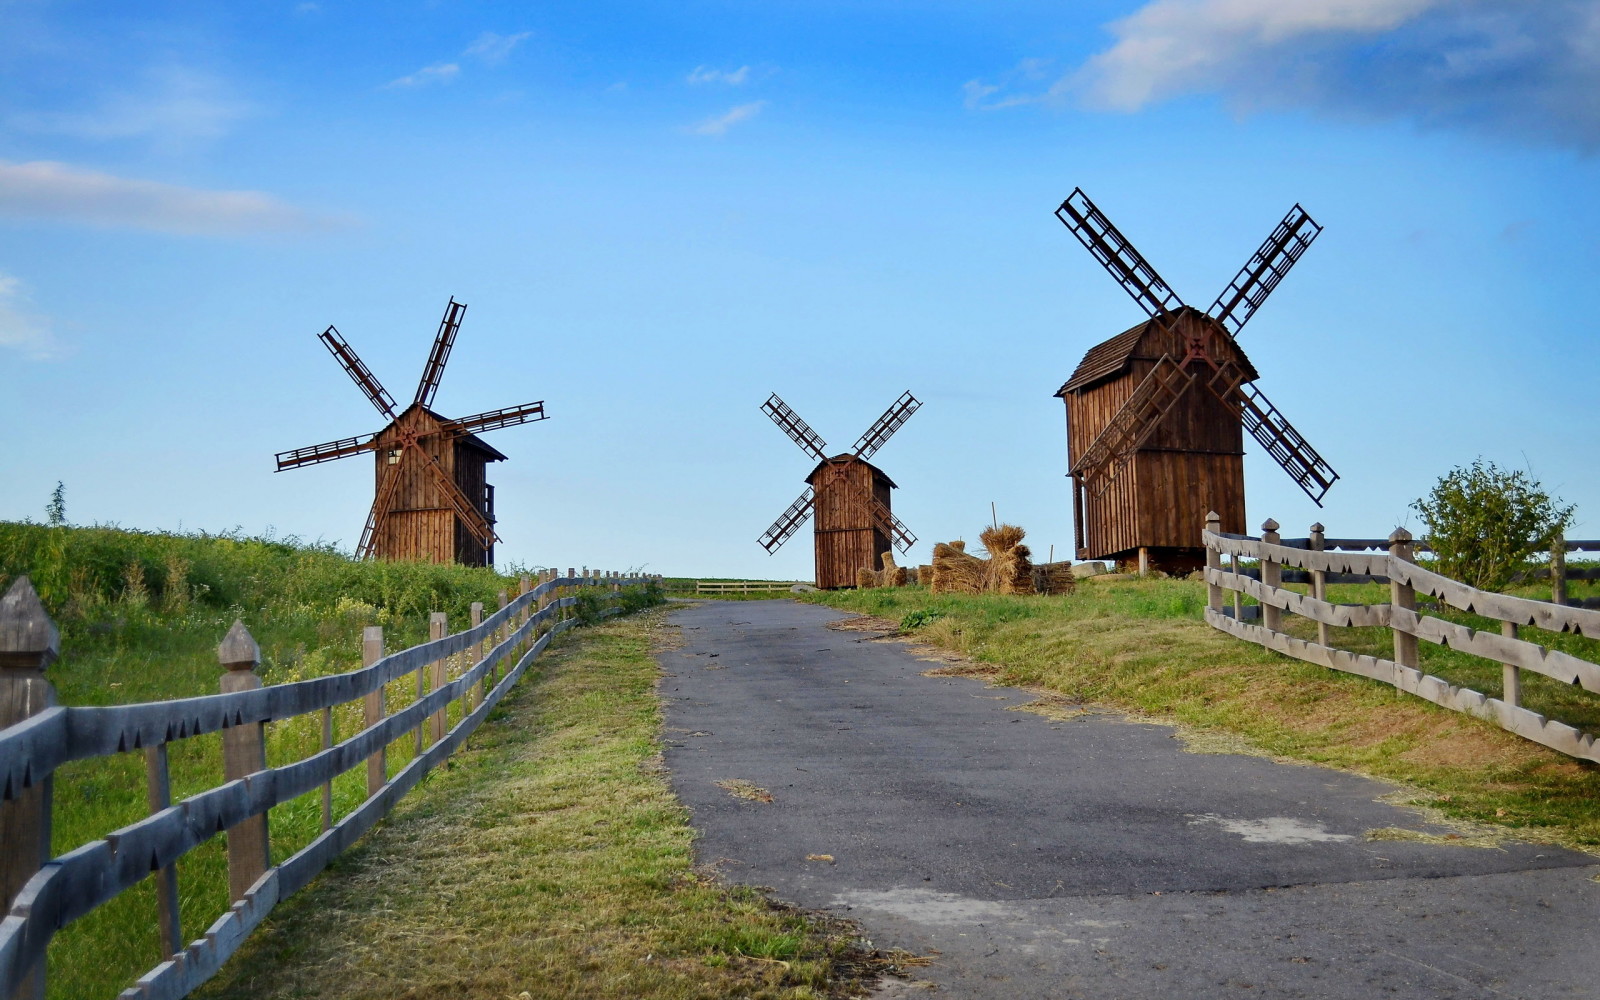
852 391 921 461
275 433 379 471
1056 189 1184 320
320 327 397 419
1209 205 1322 336
866 495 917 554
1231 383 1339 505
759 488 815 553
1069 356 1194 494
762 394 828 462
414 298 467 409
443 401 548 436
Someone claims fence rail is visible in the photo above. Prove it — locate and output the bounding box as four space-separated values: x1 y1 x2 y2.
693 580 810 594
0 568 657 1000
1203 513 1600 766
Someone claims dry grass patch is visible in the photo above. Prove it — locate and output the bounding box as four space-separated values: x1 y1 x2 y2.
195 610 868 1000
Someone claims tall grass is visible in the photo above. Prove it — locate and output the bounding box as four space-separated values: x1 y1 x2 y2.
0 521 532 1000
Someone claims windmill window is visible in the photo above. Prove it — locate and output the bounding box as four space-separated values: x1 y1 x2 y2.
386 449 401 465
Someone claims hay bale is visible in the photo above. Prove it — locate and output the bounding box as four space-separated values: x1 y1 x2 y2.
917 564 933 586
980 524 1035 595
931 541 985 595
1033 562 1078 596
891 565 909 587
856 567 877 590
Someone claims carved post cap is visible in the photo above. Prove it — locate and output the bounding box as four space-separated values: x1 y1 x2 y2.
1310 522 1325 534
217 621 260 671
429 612 448 627
1261 518 1280 533
1389 527 1413 543
0 576 59 670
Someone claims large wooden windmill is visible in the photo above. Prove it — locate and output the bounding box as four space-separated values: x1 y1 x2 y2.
274 298 549 567
758 392 920 589
1052 189 1338 573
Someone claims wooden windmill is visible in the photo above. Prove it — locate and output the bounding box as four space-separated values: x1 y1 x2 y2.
274 298 549 567
758 392 921 589
1052 189 1339 573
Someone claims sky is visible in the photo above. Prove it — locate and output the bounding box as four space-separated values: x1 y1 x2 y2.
2 0 1598 580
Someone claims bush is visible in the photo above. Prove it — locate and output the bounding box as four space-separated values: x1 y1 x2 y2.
1411 459 1574 591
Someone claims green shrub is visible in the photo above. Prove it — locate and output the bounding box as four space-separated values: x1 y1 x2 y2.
1411 459 1575 591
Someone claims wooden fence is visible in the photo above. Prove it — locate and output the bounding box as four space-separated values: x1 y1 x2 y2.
693 580 810 594
1202 512 1600 765
0 568 658 1000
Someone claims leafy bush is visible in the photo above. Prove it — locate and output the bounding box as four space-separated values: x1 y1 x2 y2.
1411 459 1575 591
900 609 944 630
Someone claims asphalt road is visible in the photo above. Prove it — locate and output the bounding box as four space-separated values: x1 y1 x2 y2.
658 599 1600 999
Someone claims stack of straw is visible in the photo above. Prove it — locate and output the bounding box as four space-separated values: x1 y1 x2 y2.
931 540 986 595
981 524 1035 595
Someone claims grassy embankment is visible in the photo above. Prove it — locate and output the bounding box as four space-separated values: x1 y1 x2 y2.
804 570 1600 848
0 523 860 1000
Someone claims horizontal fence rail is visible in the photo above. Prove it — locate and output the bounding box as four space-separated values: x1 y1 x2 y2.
1202 513 1600 766
693 580 811 594
0 568 659 1000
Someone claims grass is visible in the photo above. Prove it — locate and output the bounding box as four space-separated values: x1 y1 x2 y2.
0 521 652 1000
193 610 865 1000
803 574 1600 848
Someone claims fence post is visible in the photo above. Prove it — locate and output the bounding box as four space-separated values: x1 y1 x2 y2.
0 577 58 1000
566 568 576 622
1310 522 1329 648
1260 519 1282 632
1204 512 1222 614
470 602 485 708
1501 620 1521 707
363 626 386 797
1552 533 1568 607
428 612 448 744
144 739 181 958
494 591 509 685
218 621 269 903
1389 528 1419 670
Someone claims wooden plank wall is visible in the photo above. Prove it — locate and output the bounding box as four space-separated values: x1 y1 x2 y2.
811 459 892 588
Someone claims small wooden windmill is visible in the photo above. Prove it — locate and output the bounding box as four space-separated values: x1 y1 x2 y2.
758 392 921 589
274 298 549 567
1052 189 1339 573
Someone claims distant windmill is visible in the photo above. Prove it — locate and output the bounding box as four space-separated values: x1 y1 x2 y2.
1052 188 1338 572
274 298 548 566
758 392 920 589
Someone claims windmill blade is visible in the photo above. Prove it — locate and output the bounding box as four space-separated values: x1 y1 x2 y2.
1196 366 1338 506
1209 204 1323 337
275 432 379 472
419 452 498 547
761 394 828 462
442 401 548 436
758 488 814 553
1056 188 1185 320
852 391 921 461
319 326 397 419
865 494 917 554
356 458 406 559
414 297 467 410
1069 356 1195 494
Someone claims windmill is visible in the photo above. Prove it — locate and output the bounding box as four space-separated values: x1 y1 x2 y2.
1052 188 1338 573
758 392 921 589
274 298 549 567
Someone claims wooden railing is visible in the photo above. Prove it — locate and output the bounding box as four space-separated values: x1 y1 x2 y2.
0 568 658 1000
1202 513 1600 765
693 580 810 594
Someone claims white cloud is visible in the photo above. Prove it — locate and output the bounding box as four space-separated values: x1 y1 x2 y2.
692 101 767 136
9 65 251 146
385 63 460 89
464 31 532 65
0 274 65 361
689 65 752 86
0 160 344 236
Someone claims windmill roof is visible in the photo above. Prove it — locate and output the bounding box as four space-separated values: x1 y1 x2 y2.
388 403 509 461
806 454 897 489
1054 306 1259 396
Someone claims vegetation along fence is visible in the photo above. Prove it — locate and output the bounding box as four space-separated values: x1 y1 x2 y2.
1202 512 1600 765
0 568 658 1000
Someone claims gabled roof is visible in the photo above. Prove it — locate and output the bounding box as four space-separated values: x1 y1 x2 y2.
1055 306 1259 396
806 454 897 490
385 403 509 462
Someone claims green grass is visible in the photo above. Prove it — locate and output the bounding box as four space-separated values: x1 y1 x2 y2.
804 576 1600 848
193 610 865 1000
0 521 612 1000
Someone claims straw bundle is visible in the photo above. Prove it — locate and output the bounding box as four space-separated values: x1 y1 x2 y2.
917 564 933 586
857 567 878 590
980 524 1035 595
1032 562 1078 596
931 540 985 595
857 551 910 588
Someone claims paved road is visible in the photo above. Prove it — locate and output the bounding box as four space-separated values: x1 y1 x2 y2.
658 599 1600 998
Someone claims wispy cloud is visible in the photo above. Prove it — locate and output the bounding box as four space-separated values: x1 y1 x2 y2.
385 62 460 89
0 273 65 361
465 31 532 66
689 65 752 86
692 101 767 136
8 65 251 146
974 0 1600 149
0 160 345 236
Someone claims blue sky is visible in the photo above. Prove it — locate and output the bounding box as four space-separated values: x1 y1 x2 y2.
2 0 1598 579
